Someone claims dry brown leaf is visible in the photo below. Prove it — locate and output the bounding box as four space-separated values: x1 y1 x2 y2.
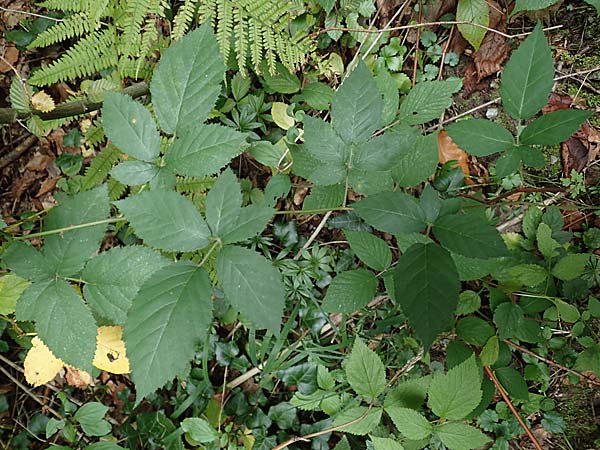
0 45 19 73
24 337 63 387
31 91 56 113
473 32 510 81
36 177 60 197
93 326 130 374
65 366 92 388
438 130 472 183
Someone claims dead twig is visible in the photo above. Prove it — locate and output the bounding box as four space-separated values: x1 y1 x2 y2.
0 135 38 170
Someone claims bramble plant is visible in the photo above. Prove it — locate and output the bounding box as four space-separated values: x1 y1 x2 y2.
1 13 599 450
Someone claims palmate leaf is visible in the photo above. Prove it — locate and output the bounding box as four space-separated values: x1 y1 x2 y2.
216 246 285 333
150 23 225 134
331 61 383 144
115 190 211 252
394 243 460 349
205 169 274 244
102 92 160 162
164 124 248 177
500 22 554 120
82 246 169 324
16 279 97 371
123 262 213 403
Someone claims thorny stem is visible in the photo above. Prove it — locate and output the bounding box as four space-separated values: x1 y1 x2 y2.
271 404 373 450
484 366 543 450
13 218 125 240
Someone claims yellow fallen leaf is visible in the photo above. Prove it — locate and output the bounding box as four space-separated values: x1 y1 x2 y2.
24 337 63 387
31 91 55 113
93 326 130 374
271 102 295 130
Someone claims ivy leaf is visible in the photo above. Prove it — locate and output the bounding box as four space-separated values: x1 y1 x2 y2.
323 269 378 313
446 119 514 156
345 338 386 401
332 61 383 144
43 185 110 277
500 22 554 120
456 0 490 50
552 254 590 281
150 23 224 134
164 124 247 177
385 406 433 440
110 161 159 186
520 110 592 145
123 262 213 403
115 190 211 252
216 246 285 333
427 354 482 420
74 403 111 437
181 418 219 443
354 192 427 234
495 367 529 401
205 170 273 244
433 214 508 259
345 230 392 271
398 79 462 125
17 279 96 371
394 243 460 349
102 92 160 162
436 422 491 450
82 246 169 324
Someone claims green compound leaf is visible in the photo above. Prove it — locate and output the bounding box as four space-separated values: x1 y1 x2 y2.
165 124 247 177
457 0 490 50
205 170 273 244
331 61 383 144
394 243 460 349
446 119 514 156
43 185 110 277
345 338 386 401
353 132 405 173
216 246 285 333
303 184 345 211
303 115 347 166
17 279 96 371
392 132 439 188
3 242 55 282
150 23 224 134
115 190 210 252
370 436 405 450
552 254 590 281
500 22 554 120
398 79 462 125
345 230 392 271
495 367 529 401
433 214 508 259
436 422 491 450
520 110 592 145
384 377 431 410
322 269 378 313
110 161 160 186
124 262 213 403
332 406 382 435
82 246 169 324
354 191 427 234
385 406 433 440
102 92 160 162
427 354 482 420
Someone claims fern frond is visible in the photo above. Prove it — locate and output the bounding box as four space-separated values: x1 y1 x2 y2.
83 120 105 147
121 0 153 56
172 0 200 40
81 144 122 191
88 0 111 23
234 7 247 76
215 0 233 64
29 12 96 48
175 176 216 194
249 19 263 72
198 0 217 25
107 177 127 201
262 26 276 75
29 28 117 86
37 0 90 13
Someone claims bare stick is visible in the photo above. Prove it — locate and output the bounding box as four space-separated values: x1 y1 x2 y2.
0 135 38 170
